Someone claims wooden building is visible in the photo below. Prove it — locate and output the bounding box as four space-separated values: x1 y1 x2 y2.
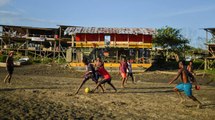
204 28 215 70
0 24 156 69
0 25 69 59
60 25 156 69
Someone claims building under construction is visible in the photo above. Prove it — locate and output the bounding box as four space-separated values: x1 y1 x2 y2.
0 25 156 69
0 25 69 60
204 28 215 70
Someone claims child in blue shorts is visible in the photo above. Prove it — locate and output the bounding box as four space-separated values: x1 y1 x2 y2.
169 60 202 108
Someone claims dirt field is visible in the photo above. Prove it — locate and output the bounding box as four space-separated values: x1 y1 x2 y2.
0 64 215 120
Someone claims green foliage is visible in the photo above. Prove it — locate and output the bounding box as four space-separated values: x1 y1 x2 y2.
31 59 41 64
0 55 7 62
153 26 189 51
198 69 215 81
55 58 66 64
41 57 53 64
149 60 206 71
192 60 205 69
13 52 23 61
30 57 66 64
205 70 215 75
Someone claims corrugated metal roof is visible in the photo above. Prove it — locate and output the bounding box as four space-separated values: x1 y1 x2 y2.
204 28 215 35
0 24 57 30
64 26 156 35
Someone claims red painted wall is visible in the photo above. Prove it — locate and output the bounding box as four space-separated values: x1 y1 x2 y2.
143 35 152 43
115 34 128 41
76 33 104 41
129 34 143 42
75 33 152 43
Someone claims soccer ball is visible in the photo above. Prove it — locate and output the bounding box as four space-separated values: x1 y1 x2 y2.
195 85 200 90
85 87 90 93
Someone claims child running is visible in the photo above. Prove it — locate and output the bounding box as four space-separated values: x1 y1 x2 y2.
92 66 117 93
94 57 104 81
119 58 128 88
169 60 202 108
75 57 104 95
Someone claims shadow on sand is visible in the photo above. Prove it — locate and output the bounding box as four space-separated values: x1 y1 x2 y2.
184 103 215 109
100 86 174 94
117 90 173 94
0 87 60 92
118 86 173 90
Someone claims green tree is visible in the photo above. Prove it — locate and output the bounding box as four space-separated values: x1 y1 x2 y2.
153 26 190 61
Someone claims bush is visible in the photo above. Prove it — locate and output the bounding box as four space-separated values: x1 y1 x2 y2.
55 58 66 64
41 57 53 64
13 52 23 61
0 55 7 62
148 60 205 71
32 59 41 64
30 57 66 64
192 60 204 70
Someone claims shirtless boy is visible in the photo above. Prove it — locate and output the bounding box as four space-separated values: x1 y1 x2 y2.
169 60 202 108
75 57 104 94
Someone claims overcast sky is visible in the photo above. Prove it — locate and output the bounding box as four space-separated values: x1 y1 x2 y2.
0 0 215 48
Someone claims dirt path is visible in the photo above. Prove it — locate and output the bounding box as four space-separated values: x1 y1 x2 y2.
0 64 215 119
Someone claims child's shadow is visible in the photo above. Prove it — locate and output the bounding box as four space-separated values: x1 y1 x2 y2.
185 103 215 109
202 103 215 109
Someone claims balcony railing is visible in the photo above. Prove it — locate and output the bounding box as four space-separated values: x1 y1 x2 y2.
207 38 215 44
1 32 55 39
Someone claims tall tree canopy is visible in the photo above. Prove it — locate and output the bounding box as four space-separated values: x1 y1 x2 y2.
153 26 189 51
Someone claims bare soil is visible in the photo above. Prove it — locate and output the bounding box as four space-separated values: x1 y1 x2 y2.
0 64 215 120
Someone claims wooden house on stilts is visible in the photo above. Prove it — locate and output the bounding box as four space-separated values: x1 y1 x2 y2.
204 28 215 70
60 25 156 70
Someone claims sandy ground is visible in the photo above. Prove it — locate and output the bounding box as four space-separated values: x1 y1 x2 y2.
0 64 215 120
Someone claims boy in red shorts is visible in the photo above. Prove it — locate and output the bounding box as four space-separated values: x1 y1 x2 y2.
92 66 117 92
75 57 104 95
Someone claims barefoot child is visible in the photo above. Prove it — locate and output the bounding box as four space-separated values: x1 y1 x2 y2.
169 60 202 108
94 57 104 81
75 57 104 95
92 66 117 92
126 59 135 84
4 51 14 84
119 58 128 88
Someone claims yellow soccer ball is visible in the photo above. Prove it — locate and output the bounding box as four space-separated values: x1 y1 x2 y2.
85 87 90 93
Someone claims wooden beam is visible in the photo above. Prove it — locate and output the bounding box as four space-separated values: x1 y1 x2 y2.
127 34 129 48
58 27 62 60
84 34 87 42
206 30 209 50
142 34 144 43
209 48 215 57
136 49 138 63
25 40 29 56
53 41 56 58
71 35 74 47
114 34 116 47
0 38 3 50
116 50 118 63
